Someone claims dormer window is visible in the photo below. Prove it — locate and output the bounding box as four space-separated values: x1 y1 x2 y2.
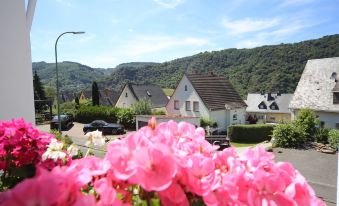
270 102 279 110
330 72 337 81
146 90 151 97
258 101 267 109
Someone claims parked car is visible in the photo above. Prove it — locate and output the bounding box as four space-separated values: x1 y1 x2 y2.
83 120 125 135
50 114 73 130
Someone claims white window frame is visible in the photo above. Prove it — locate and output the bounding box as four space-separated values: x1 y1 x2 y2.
185 101 191 111
193 101 199 112
174 100 179 110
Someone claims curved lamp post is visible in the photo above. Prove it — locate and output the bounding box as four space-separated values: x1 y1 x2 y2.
55 31 85 132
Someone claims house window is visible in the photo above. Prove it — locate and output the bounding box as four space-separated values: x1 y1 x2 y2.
185 101 191 111
125 92 128 97
320 121 325 128
185 85 187 91
193 101 199 112
233 114 237 120
336 123 339 129
333 92 339 104
174 100 179 110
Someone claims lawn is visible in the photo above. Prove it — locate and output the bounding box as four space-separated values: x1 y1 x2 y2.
230 142 257 148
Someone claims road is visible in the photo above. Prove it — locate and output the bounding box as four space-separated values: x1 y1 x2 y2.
274 148 337 206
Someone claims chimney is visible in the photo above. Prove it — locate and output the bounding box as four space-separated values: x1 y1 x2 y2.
267 93 274 101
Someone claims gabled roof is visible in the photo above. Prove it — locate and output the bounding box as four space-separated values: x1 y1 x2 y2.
126 83 168 108
185 73 246 110
289 57 339 112
99 89 119 106
245 93 293 113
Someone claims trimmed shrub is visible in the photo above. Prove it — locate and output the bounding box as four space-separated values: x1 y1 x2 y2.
152 110 166 115
272 123 307 148
294 109 317 141
328 129 339 150
116 108 136 130
75 106 119 123
314 127 330 144
228 124 275 143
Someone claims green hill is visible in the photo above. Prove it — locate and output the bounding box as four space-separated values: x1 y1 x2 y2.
102 34 339 97
33 34 339 97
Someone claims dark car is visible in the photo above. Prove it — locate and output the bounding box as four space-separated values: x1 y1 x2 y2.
50 114 73 130
83 120 125 135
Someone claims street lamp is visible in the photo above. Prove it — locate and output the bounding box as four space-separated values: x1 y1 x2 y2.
55 31 85 132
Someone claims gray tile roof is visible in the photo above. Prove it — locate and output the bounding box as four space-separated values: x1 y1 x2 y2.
186 73 247 110
245 93 293 113
99 89 119 106
289 57 339 112
127 83 168 108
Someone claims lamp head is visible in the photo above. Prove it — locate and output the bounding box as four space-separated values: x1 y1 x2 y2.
72 31 85 34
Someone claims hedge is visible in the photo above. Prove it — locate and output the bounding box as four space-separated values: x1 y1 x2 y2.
75 106 136 130
75 106 119 123
228 124 275 143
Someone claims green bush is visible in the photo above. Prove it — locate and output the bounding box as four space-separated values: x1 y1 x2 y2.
132 99 152 115
314 127 330 144
152 110 166 115
116 108 136 130
294 109 317 141
200 117 217 128
272 123 307 148
228 124 275 143
75 106 119 123
328 129 339 150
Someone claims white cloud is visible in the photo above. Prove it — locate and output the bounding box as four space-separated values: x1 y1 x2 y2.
235 19 320 48
153 0 184 8
122 35 209 56
222 17 280 35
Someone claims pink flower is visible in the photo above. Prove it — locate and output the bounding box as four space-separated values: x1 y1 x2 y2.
159 182 189 206
130 143 177 191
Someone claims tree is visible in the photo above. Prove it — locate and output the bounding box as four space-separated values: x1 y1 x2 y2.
75 96 80 109
33 71 46 100
92 81 99 106
44 86 56 100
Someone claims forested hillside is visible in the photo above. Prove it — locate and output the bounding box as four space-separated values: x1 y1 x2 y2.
102 34 339 97
33 35 339 97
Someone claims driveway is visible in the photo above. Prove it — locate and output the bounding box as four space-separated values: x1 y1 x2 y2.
36 122 128 157
274 148 337 206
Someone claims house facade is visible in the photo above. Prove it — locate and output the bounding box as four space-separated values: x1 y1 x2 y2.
245 93 293 123
0 0 37 123
166 73 247 130
115 83 168 109
289 57 339 129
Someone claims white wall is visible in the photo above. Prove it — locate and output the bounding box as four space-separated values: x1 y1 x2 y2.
0 0 35 124
292 109 339 129
229 108 246 125
209 110 227 129
166 75 210 118
115 85 138 108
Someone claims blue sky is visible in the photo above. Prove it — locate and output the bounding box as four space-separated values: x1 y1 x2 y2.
30 0 339 68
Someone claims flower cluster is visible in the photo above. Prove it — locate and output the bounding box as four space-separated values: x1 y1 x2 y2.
0 118 53 170
0 118 325 206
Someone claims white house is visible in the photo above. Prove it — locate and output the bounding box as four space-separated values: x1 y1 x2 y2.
0 0 37 124
166 72 247 130
115 83 168 110
289 57 339 129
245 93 293 123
